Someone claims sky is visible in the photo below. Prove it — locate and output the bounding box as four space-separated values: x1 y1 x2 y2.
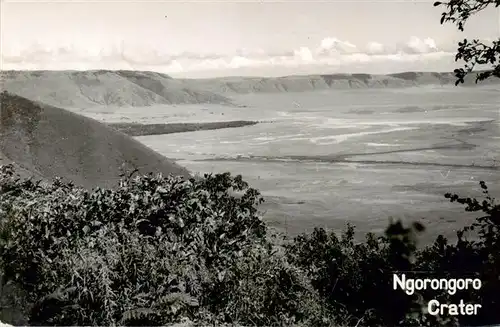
1 0 499 78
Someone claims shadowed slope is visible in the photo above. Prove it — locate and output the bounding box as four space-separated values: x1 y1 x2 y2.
0 91 191 189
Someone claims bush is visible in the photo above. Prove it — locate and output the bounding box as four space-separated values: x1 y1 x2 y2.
285 180 499 327
0 163 499 326
285 222 427 326
0 165 329 326
414 181 500 326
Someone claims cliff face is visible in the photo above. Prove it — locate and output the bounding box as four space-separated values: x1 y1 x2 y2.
0 91 191 189
181 71 500 94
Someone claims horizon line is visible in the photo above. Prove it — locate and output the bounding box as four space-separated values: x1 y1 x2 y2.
1 68 474 80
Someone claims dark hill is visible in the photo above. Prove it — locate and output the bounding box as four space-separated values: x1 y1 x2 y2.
0 91 191 189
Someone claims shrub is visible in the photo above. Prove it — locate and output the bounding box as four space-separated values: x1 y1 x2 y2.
285 180 499 327
414 181 500 326
1 163 499 326
284 222 427 326
0 165 329 326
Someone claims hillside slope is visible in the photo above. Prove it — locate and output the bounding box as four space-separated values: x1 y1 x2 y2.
0 91 191 189
1 70 232 108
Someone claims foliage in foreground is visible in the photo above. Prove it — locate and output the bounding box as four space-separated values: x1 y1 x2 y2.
0 164 499 326
0 165 331 326
286 180 500 327
434 0 500 84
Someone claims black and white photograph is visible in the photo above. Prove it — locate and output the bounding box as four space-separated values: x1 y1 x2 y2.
0 0 499 326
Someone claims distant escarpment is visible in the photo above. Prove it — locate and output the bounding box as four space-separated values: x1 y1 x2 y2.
0 70 233 108
182 71 500 94
1 71 498 106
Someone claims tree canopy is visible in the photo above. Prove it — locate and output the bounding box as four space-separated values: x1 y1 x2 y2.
434 0 500 84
